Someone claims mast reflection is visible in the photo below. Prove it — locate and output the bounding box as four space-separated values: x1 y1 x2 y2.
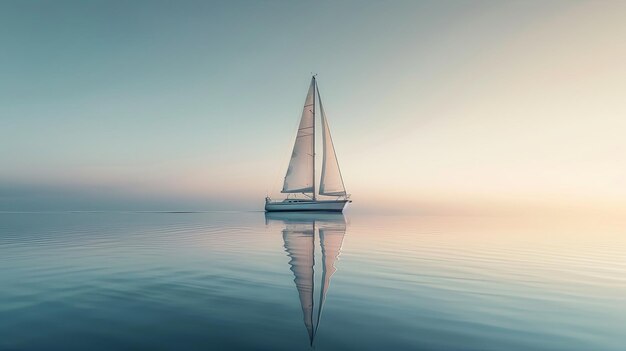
265 212 347 345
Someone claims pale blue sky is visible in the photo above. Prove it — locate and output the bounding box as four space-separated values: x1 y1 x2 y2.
1 1 624 212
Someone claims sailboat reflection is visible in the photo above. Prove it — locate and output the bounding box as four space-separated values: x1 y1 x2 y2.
265 212 347 345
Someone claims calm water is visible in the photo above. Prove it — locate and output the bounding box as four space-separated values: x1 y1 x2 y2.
1 212 625 350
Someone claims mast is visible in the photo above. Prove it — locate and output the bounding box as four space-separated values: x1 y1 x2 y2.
312 75 317 201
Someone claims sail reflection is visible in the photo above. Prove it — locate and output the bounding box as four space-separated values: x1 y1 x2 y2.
265 212 347 345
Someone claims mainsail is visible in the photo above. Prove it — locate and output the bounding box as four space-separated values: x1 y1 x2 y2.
317 86 347 196
282 78 316 194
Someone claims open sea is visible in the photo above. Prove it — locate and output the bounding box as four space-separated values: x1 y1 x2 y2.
1 211 624 351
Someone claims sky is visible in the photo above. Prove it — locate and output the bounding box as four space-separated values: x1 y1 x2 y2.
1 0 625 213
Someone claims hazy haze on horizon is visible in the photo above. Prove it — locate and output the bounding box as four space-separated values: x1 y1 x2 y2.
1 0 625 214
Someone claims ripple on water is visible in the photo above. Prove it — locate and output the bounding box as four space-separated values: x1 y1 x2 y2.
0 212 625 351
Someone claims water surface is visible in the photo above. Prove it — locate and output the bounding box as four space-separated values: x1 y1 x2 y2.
1 212 625 350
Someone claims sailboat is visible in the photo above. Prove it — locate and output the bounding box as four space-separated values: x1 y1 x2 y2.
265 76 351 212
265 212 347 345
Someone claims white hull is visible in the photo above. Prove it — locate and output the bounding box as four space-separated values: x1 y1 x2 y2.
265 199 350 212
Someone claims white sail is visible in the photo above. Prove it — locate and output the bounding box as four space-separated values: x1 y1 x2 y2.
317 87 347 197
282 78 316 194
282 224 315 343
